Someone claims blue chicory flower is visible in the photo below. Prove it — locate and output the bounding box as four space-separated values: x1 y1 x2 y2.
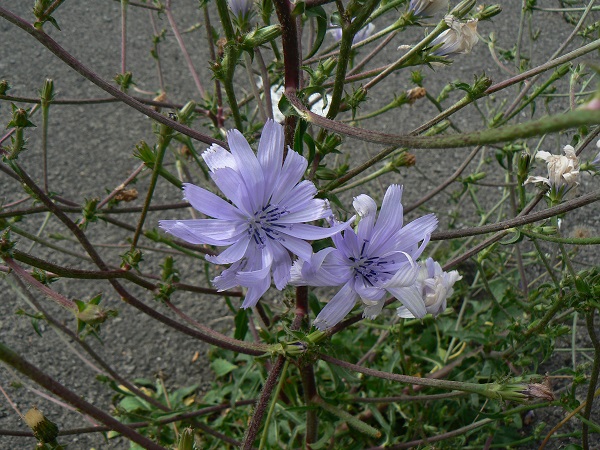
290 185 438 330
160 120 352 308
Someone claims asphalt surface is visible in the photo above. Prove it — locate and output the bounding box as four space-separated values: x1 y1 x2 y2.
0 1 598 448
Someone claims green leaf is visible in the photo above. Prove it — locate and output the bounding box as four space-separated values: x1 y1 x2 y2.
304 6 327 59
211 358 238 378
234 308 249 340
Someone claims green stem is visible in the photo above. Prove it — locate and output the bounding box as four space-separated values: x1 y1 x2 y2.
130 124 172 250
312 396 381 438
319 353 528 402
582 309 600 450
522 230 600 245
0 342 166 450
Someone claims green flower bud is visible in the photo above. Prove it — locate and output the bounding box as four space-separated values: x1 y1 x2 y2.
7 104 36 129
475 4 502 21
518 152 532 179
40 78 54 104
241 25 281 51
177 427 196 450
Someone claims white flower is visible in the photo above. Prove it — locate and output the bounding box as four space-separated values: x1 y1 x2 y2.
258 80 331 122
430 16 479 57
525 145 580 197
396 258 461 318
409 0 449 17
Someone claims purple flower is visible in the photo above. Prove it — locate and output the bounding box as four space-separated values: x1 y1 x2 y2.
290 185 438 330
396 258 461 318
228 0 253 21
160 120 352 308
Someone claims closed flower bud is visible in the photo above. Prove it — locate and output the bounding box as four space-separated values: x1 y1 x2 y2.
475 4 502 21
8 105 36 129
241 25 281 50
40 78 54 103
177 427 196 450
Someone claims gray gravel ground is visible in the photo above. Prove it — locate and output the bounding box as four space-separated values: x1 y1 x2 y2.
0 0 598 448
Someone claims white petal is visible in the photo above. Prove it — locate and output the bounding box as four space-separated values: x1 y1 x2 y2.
353 194 377 244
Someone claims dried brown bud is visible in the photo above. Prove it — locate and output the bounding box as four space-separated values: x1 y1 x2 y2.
407 87 426 104
217 38 227 58
152 91 167 112
24 407 59 444
114 188 138 202
180 145 193 159
521 377 555 401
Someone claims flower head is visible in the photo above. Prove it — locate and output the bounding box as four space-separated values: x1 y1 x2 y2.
160 121 352 308
525 145 580 199
396 258 461 318
329 23 375 45
409 0 449 17
430 16 479 57
291 185 438 330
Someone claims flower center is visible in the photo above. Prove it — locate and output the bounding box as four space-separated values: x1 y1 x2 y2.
348 242 394 286
247 203 288 248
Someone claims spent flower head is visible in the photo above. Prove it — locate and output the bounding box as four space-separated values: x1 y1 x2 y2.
160 120 352 308
525 145 580 200
291 185 438 330
329 23 375 45
430 15 479 57
396 257 461 318
409 0 449 17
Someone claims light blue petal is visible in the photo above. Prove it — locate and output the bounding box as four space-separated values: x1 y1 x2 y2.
271 149 307 205
237 265 271 288
270 242 292 290
281 217 354 240
277 199 330 223
293 248 351 286
388 284 427 318
182 183 243 220
162 218 246 241
159 220 239 246
396 305 415 318
257 120 283 204
202 144 236 172
354 276 386 302
313 282 359 330
382 257 418 288
371 213 437 256
227 129 264 212
206 236 250 264
210 167 253 216
212 262 243 290
277 180 318 213
371 185 404 246
278 234 314 261
241 275 271 308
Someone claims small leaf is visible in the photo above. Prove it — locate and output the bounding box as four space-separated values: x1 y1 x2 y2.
211 358 238 378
